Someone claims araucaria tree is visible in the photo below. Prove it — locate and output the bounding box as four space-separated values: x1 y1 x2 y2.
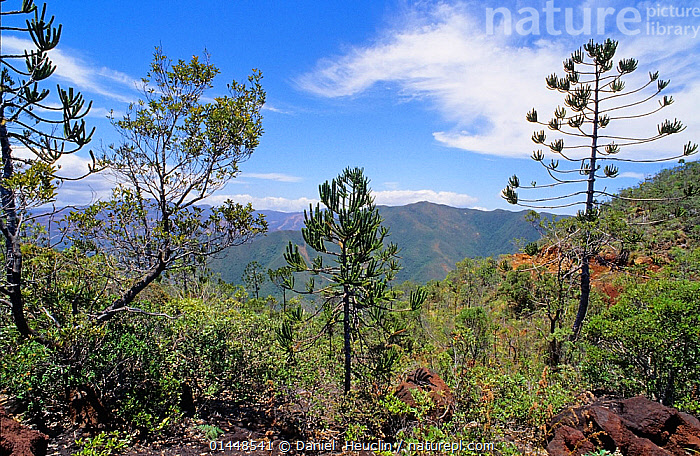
242 261 265 300
502 39 697 339
1 1 95 338
283 167 425 393
67 49 267 321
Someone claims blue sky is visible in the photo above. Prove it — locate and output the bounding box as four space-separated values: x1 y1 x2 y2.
4 0 699 212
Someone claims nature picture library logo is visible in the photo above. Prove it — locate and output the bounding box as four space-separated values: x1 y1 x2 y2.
486 1 700 38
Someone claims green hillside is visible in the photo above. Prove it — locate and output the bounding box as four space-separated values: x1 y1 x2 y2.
609 161 700 246
209 202 544 293
379 203 546 280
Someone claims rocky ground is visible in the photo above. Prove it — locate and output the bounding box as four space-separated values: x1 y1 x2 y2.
5 380 700 456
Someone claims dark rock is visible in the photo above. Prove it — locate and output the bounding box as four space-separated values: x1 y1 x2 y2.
395 368 454 422
0 406 49 456
547 396 700 456
545 424 595 456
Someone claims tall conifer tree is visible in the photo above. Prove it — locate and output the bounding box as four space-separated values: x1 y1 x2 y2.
284 167 425 392
1 0 95 338
502 39 697 339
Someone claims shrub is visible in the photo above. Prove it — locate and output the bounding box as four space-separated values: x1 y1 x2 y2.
454 307 492 364
499 267 536 314
72 431 130 456
583 279 700 412
1 288 285 433
524 242 540 256
0 339 67 423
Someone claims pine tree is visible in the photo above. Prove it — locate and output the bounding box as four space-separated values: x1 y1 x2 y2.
242 261 265 300
502 39 697 339
1 0 95 338
283 167 425 392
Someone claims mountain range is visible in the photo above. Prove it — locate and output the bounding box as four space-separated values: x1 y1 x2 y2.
208 201 545 291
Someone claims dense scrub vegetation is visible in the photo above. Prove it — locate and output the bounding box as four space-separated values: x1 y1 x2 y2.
2 163 699 455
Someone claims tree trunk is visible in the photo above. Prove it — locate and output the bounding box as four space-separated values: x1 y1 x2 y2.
548 313 561 366
0 120 32 338
571 63 601 341
96 256 168 322
571 256 591 340
343 290 351 394
661 367 676 406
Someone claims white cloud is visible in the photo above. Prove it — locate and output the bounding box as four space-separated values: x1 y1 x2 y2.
618 171 645 180
2 36 138 104
203 189 478 212
296 5 563 159
374 189 478 207
52 155 114 206
240 172 303 182
263 105 294 115
86 106 123 119
10 147 114 207
203 194 320 212
298 3 699 162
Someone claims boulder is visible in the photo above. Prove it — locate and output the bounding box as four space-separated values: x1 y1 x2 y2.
547 396 700 456
0 406 49 456
395 368 454 422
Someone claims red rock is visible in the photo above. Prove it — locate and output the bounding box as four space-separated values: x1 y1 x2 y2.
546 424 595 456
395 368 454 422
0 406 48 456
547 396 700 456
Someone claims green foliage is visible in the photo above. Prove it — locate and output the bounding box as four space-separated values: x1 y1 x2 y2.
196 424 224 441
242 261 266 300
583 279 700 411
0 245 115 423
666 247 700 280
72 431 130 456
499 267 537 314
446 257 499 309
284 167 425 393
609 161 700 247
524 242 540 256
63 48 267 319
0 339 66 423
454 307 492 364
1 273 284 432
1 0 96 338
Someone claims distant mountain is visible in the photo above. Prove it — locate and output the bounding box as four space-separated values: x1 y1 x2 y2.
208 202 545 291
379 203 544 280
260 210 307 232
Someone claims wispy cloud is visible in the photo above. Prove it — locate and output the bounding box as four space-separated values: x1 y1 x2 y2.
374 189 478 208
618 171 645 180
263 105 294 115
2 36 138 104
204 188 479 212
204 194 319 212
240 172 303 183
297 2 699 162
52 154 114 206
